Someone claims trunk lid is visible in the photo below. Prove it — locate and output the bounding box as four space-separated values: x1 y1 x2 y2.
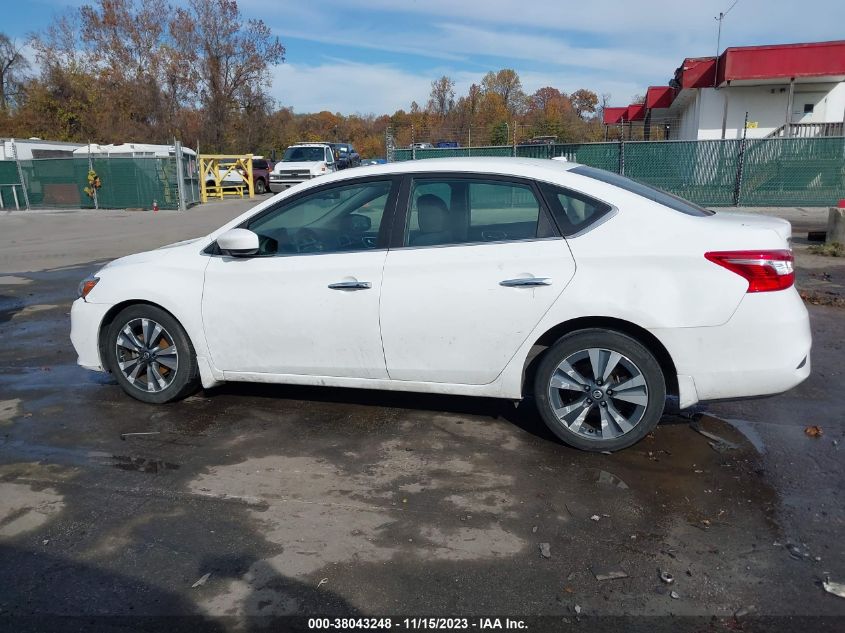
708 211 792 246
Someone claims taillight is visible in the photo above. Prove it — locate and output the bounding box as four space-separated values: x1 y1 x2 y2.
705 250 794 293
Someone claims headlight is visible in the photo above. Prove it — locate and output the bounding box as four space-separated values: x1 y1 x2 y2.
78 275 99 300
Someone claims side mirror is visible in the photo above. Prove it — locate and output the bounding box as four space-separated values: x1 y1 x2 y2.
218 228 259 257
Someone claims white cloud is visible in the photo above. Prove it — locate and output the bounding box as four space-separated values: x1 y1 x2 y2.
269 60 643 115
270 60 433 114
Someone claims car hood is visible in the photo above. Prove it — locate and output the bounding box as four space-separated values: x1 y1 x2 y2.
97 237 207 273
273 161 322 172
708 211 792 244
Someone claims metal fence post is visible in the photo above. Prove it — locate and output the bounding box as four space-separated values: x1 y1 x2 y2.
617 136 625 175
10 139 30 211
733 112 749 206
174 139 187 212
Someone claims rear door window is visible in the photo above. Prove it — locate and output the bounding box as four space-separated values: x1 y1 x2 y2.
404 178 551 247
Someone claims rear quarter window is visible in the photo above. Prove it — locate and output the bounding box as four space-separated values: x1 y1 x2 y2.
538 182 613 236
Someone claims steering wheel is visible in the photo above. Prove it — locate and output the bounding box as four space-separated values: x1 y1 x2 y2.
295 228 321 253
257 234 278 255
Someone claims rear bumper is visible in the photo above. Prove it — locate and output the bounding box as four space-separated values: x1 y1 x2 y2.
70 298 112 372
652 288 811 406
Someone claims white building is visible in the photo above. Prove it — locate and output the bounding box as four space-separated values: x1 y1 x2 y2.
605 40 845 141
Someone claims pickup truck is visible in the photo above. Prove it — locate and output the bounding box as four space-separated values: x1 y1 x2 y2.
269 143 337 192
329 143 361 169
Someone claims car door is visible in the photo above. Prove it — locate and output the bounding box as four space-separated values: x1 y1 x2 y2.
202 176 399 378
379 174 577 385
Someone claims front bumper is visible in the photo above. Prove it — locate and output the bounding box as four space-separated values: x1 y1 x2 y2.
70 298 113 372
652 288 812 405
269 174 316 190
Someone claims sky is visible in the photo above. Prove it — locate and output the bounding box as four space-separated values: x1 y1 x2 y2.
4 0 845 115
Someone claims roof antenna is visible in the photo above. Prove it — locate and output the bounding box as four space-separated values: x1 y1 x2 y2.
714 0 740 88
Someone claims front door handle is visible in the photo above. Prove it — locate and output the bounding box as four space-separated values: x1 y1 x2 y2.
328 280 372 290
500 277 552 287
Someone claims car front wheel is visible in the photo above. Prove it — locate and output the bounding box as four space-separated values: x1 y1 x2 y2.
533 329 666 452
105 304 200 404
255 178 267 194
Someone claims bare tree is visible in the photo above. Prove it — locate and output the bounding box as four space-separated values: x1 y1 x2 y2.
427 75 455 117
0 33 29 112
172 0 285 151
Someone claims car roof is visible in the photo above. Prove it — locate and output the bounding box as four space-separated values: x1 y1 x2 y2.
289 143 331 148
319 157 580 182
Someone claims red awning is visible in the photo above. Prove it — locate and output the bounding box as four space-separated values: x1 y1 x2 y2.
602 107 628 124
626 103 646 121
646 86 674 109
675 57 717 89
718 40 845 85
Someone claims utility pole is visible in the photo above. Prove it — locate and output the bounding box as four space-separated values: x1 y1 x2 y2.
713 1 740 88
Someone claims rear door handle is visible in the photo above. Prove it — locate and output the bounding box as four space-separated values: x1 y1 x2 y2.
328 280 372 290
500 277 552 287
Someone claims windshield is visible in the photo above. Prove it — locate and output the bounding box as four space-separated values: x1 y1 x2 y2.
282 147 325 162
571 165 714 216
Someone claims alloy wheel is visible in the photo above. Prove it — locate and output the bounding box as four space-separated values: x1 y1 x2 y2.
114 318 179 393
547 347 648 440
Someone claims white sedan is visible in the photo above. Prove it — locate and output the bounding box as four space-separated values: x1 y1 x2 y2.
70 158 811 451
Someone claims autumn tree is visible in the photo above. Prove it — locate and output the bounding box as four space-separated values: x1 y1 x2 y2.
23 14 99 140
481 69 525 115
76 0 176 140
570 88 598 118
0 33 29 112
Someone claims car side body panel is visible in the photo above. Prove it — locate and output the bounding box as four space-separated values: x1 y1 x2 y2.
68 158 811 411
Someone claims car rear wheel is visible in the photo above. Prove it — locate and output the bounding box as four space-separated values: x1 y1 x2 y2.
105 304 200 404
255 178 267 194
533 329 666 452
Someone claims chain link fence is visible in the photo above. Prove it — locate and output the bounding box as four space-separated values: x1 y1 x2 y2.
0 141 201 211
392 136 845 207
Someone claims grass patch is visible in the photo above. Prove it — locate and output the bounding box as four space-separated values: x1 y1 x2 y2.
808 242 844 257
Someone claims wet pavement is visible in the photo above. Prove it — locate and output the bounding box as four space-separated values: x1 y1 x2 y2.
0 210 844 631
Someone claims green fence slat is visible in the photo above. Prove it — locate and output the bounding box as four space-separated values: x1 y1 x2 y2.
739 137 845 206
389 137 844 207
7 155 187 210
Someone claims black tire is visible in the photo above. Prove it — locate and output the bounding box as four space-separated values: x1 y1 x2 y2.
105 304 200 404
533 329 666 452
255 178 267 194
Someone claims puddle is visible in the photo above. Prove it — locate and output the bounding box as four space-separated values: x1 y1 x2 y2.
0 440 179 474
725 418 767 454
593 469 630 490
111 455 180 474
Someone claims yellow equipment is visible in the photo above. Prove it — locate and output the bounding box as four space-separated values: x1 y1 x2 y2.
199 154 255 202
